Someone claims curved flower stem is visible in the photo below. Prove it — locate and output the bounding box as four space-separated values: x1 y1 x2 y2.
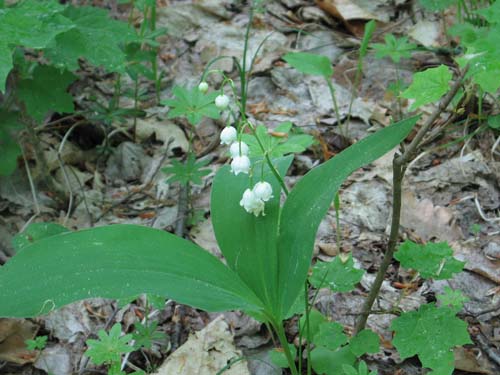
327 80 343 136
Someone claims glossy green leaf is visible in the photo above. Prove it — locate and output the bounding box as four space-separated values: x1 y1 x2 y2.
12 222 70 252
46 6 136 72
16 65 76 122
349 329 379 356
394 240 464 280
283 52 333 77
391 304 471 375
277 116 419 318
0 225 263 317
402 65 452 111
211 156 293 315
309 255 364 293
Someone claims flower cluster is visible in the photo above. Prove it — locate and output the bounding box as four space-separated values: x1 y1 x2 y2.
239 181 273 217
220 127 251 176
215 88 274 217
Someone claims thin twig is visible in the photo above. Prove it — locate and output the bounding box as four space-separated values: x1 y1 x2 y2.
354 66 469 334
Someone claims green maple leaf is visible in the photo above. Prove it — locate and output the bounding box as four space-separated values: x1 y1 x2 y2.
0 110 22 176
402 65 452 111
372 34 416 63
0 0 74 91
419 0 457 11
476 1 500 24
162 153 211 186
162 86 220 126
16 64 76 122
313 321 347 350
309 255 364 293
394 240 464 280
46 6 136 72
391 304 471 375
283 52 333 78
85 324 134 366
132 321 167 350
437 287 469 313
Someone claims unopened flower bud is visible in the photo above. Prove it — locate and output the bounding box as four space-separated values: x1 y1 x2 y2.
231 155 251 175
229 141 249 157
215 94 230 110
220 126 237 145
198 81 209 93
253 181 273 202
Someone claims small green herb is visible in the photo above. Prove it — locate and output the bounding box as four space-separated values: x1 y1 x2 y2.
26 336 48 351
309 255 364 293
162 154 211 186
373 34 416 63
162 86 220 125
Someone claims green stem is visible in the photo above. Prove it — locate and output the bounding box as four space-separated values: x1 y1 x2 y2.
334 192 342 251
304 282 312 375
326 80 343 136
274 322 299 375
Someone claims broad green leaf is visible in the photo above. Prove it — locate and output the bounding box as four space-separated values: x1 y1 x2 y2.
277 116 419 318
394 240 464 280
162 86 220 125
476 1 500 24
372 34 416 63
488 114 500 129
0 225 263 317
313 321 347 350
309 255 364 293
0 111 22 176
0 43 13 92
0 0 73 50
162 154 211 186
299 309 328 340
419 0 457 11
311 346 356 375
16 65 76 122
211 156 293 316
85 323 133 365
391 304 471 375
46 6 136 72
349 329 379 356
269 343 296 368
12 222 70 252
342 361 376 375
437 287 468 313
402 65 452 111
283 52 333 77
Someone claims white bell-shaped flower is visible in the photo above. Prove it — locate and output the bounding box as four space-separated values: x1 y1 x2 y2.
252 181 273 202
239 188 265 217
229 141 249 158
198 81 209 93
220 126 237 145
231 155 251 175
215 94 230 110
